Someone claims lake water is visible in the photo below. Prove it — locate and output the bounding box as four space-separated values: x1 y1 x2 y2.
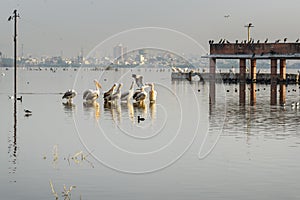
1 67 300 200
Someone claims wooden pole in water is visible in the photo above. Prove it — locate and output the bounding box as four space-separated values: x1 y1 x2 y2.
8 10 19 99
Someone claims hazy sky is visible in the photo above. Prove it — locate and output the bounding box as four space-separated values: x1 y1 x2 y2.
1 0 300 58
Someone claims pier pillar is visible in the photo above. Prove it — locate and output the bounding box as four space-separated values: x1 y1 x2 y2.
239 59 246 83
250 83 256 106
280 59 286 82
251 59 256 82
270 59 277 105
209 58 216 104
279 83 286 106
239 83 246 106
239 59 246 105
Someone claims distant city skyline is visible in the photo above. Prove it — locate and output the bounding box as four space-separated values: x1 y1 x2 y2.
1 0 300 58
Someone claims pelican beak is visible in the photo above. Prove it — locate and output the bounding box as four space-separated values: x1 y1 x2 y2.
94 80 102 89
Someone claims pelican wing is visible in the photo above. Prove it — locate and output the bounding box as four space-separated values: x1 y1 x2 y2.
135 91 147 102
62 90 76 99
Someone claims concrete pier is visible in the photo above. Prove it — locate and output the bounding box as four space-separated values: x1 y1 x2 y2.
204 42 300 105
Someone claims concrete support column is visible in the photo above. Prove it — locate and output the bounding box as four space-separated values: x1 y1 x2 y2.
270 59 277 105
239 59 246 106
209 58 216 104
239 83 246 106
250 83 256 106
240 59 246 83
279 83 286 106
251 59 256 82
271 59 277 83
280 59 286 82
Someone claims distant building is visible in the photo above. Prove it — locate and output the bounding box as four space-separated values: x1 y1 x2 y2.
113 44 127 63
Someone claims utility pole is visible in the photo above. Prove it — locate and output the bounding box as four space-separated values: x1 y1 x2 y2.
8 9 20 99
244 23 254 42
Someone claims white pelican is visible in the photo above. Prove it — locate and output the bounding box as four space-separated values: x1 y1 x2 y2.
83 80 102 103
62 89 77 103
147 83 157 103
120 81 134 102
133 86 147 105
103 83 117 102
132 74 144 88
108 83 123 102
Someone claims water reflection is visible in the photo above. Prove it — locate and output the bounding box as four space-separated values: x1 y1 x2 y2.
104 102 122 123
83 101 100 120
62 102 76 113
121 101 134 124
8 99 18 181
149 102 156 122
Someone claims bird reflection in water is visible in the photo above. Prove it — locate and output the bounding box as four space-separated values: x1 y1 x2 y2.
104 101 121 123
121 101 135 124
62 102 76 113
149 102 157 123
83 101 100 120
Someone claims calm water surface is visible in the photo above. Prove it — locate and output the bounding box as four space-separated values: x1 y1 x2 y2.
0 67 300 200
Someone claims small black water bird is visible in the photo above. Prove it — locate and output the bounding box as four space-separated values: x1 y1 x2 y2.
24 113 32 117
284 38 287 43
137 116 145 123
296 39 299 43
24 109 32 114
235 88 238 93
17 96 22 102
257 40 260 44
265 38 268 43
275 39 280 43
